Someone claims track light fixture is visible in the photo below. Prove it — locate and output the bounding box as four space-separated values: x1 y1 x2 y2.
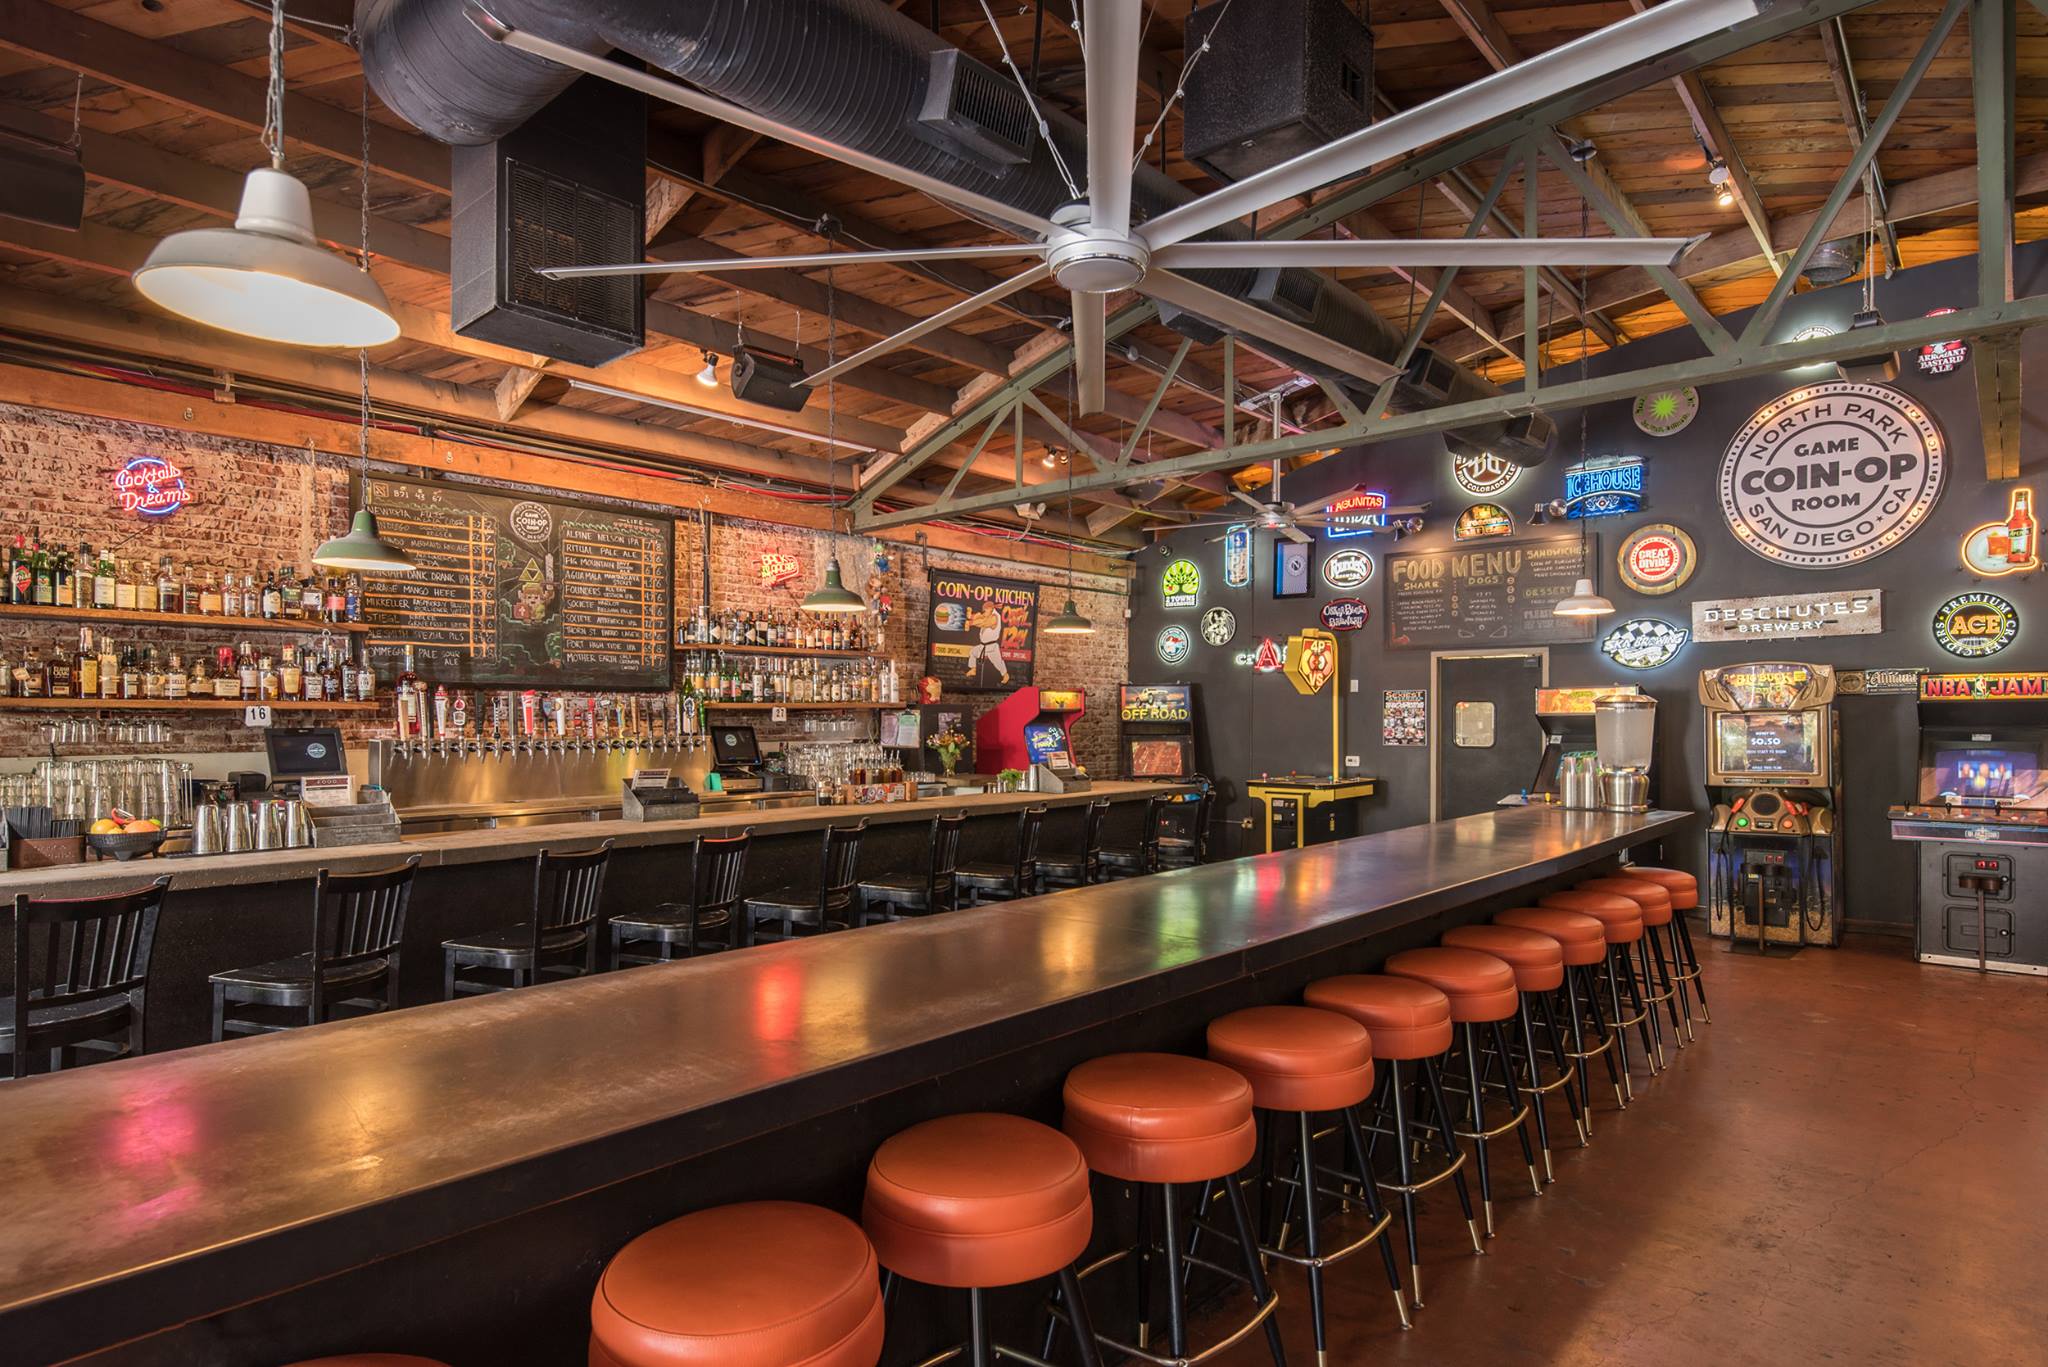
695 351 718 387
1707 160 1735 209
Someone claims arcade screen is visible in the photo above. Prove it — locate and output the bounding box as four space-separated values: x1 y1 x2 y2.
1024 722 1071 766
1712 711 1820 779
1930 747 2043 808
1129 738 1189 778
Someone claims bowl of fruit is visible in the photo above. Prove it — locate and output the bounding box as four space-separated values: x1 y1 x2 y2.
86 813 166 861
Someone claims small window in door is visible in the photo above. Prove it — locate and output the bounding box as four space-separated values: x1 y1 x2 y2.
1454 701 1496 748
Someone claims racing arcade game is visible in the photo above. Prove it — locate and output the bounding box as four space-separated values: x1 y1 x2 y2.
1700 662 1843 954
976 686 1090 791
1118 683 1200 780
1888 671 2048 975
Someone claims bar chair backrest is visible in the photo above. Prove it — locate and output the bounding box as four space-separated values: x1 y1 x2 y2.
531 839 615 969
8 875 171 1080
1137 793 1170 871
310 855 421 1027
1012 804 1049 892
692 831 753 926
1078 798 1112 883
1184 788 1215 864
926 813 966 912
814 819 868 925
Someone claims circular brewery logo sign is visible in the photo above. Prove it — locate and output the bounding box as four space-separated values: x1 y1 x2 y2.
1155 625 1192 665
1451 450 1521 497
1200 606 1236 646
1321 547 1375 590
1320 598 1370 632
1719 381 1946 569
1633 387 1700 437
1933 591 2018 658
1617 523 1697 596
508 500 553 545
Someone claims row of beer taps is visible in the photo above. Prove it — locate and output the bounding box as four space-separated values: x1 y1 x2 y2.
386 731 708 762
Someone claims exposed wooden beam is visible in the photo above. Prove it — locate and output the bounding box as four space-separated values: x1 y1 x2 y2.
1974 333 2023 482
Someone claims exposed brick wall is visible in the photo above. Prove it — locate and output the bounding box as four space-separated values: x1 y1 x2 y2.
1 403 1133 777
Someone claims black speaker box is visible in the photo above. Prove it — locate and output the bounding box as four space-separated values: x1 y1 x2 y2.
1183 0 1374 184
730 347 814 413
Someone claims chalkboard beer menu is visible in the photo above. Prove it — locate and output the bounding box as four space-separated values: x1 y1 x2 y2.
1385 535 1596 649
360 475 672 688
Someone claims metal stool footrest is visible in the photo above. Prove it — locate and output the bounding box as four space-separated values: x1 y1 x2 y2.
1057 1231 1280 1367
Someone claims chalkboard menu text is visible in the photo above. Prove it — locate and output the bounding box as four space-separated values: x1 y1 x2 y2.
1385 535 1596 649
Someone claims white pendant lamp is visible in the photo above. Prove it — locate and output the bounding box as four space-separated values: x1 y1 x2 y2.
1552 171 1616 624
132 1 397 348
1554 577 1616 618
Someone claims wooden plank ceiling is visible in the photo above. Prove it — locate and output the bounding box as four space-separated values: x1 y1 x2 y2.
0 0 2042 539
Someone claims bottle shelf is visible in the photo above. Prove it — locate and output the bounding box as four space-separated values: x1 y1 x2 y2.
0 697 380 712
701 701 895 712
675 642 877 659
0 604 370 634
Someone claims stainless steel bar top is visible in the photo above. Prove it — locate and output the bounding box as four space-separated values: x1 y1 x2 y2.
0 805 1690 1357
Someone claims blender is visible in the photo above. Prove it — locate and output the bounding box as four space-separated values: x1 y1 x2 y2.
1594 694 1656 812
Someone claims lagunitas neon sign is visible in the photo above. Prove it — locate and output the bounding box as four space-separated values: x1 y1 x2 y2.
1323 488 1390 538
113 456 191 518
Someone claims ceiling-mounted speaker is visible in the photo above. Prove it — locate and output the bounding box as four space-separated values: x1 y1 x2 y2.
1183 0 1374 183
1835 307 1901 383
730 346 813 412
0 126 84 231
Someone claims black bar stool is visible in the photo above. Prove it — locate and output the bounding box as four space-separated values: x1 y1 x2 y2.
1537 889 1649 1103
1155 786 1214 870
1494 907 1621 1134
441 839 614 996
1038 798 1111 890
611 831 752 963
858 812 963 922
212 856 421 1040
5 876 170 1079
745 819 868 942
1441 924 1588 1176
1099 793 1169 880
1622 865 1709 1039
957 803 1047 904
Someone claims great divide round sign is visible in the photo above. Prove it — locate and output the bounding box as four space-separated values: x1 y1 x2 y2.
1718 381 1946 569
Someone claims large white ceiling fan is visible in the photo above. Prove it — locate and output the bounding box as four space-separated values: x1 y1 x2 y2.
470 0 1756 415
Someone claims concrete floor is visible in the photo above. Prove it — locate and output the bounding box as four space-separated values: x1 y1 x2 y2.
1202 933 2048 1367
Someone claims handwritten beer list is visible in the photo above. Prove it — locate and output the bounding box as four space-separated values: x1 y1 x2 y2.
362 478 499 660
559 516 666 673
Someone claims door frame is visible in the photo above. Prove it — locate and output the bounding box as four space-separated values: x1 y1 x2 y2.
1429 648 1550 822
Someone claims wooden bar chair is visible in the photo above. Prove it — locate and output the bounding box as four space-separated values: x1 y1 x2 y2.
212 856 421 1040
1099 793 1169 880
957 803 1047 904
1038 798 1111 890
858 813 964 923
441 840 614 996
5 876 170 1079
747 819 868 942
611 831 752 963
1155 786 1214 870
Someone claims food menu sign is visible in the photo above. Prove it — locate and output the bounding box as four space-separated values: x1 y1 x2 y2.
924 569 1038 690
360 475 672 689
1384 536 1596 650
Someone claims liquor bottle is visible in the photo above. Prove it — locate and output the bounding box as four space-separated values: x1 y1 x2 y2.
2007 488 2036 569
260 568 283 620
97 633 118 699
298 568 321 621
237 640 258 700
143 648 166 701
137 560 159 613
235 572 255 620
158 557 181 615
198 568 223 616
189 653 209 699
46 636 73 698
280 644 303 700
1 536 18 605
113 558 136 610
180 563 199 615
17 644 46 697
345 572 363 623
165 653 188 701
323 574 346 624
74 627 98 698
214 645 238 699
120 643 141 700
30 536 54 606
258 653 280 701
52 543 73 608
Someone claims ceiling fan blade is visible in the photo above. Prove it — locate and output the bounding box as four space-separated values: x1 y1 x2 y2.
1282 526 1314 545
1135 0 1760 250
540 244 1051 282
806 262 1055 386
467 5 1063 240
1073 291 1108 415
1082 0 1142 235
1227 488 1274 512
1153 236 1700 272
1141 272 1402 386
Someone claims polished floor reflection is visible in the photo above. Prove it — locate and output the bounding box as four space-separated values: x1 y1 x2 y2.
1202 937 2048 1367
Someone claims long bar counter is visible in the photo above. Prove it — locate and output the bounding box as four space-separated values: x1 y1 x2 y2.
0 805 1687 1364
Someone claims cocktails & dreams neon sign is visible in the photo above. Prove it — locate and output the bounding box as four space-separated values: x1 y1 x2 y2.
113 457 192 517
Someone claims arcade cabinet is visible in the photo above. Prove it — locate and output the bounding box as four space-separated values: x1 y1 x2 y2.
1117 682 1201 780
976 686 1091 791
1699 662 1844 953
1246 628 1377 851
1528 685 1651 805
1888 671 2048 975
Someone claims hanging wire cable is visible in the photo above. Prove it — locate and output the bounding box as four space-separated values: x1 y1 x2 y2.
1133 0 1235 171
975 0 1082 201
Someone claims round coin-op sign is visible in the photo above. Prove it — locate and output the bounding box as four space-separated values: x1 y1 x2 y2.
1719 381 1946 569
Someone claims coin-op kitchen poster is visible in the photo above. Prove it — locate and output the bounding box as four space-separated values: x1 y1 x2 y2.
924 569 1039 691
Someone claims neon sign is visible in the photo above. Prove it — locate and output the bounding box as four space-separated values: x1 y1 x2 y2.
113 457 191 518
1562 456 1644 519
1323 488 1389 538
758 551 802 588
1223 523 1252 587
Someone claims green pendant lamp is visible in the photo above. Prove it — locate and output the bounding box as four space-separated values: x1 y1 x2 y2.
1041 459 1093 635
802 257 868 615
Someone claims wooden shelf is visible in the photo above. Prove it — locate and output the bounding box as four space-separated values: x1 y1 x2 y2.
701 701 894 711
0 604 370 634
675 642 877 659
0 698 381 712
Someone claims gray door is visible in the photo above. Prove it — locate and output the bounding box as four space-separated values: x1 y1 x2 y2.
1434 653 1546 820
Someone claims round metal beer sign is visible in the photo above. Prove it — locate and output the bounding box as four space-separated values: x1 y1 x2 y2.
1617 523 1697 596
1718 381 1945 568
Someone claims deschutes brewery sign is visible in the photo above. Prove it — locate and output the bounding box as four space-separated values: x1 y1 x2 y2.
1719 381 1946 568
1692 590 1883 642
1617 523 1696 595
1321 547 1375 589
1933 592 2018 659
1320 598 1369 632
1452 450 1520 496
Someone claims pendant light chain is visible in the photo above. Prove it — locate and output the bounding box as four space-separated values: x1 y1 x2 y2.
260 0 288 170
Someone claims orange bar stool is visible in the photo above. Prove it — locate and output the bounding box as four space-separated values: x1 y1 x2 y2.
1577 877 1682 1069
1055 1053 1285 1366
1494 907 1621 1129
864 1113 1101 1367
1622 864 1709 1035
588 1201 883 1367
1537 889 1649 1100
1208 1006 1411 1359
1302 975 1483 1310
1383 948 1541 1238
1440 925 1587 1175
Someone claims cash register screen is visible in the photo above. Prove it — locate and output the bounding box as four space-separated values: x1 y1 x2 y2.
712 725 762 767
265 727 346 776
1712 711 1819 778
1931 747 2042 807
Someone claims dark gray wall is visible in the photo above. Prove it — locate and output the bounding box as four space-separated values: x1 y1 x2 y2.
1130 245 2048 931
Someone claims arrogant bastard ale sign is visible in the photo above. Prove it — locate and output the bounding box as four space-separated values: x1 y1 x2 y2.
1719 381 1946 569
